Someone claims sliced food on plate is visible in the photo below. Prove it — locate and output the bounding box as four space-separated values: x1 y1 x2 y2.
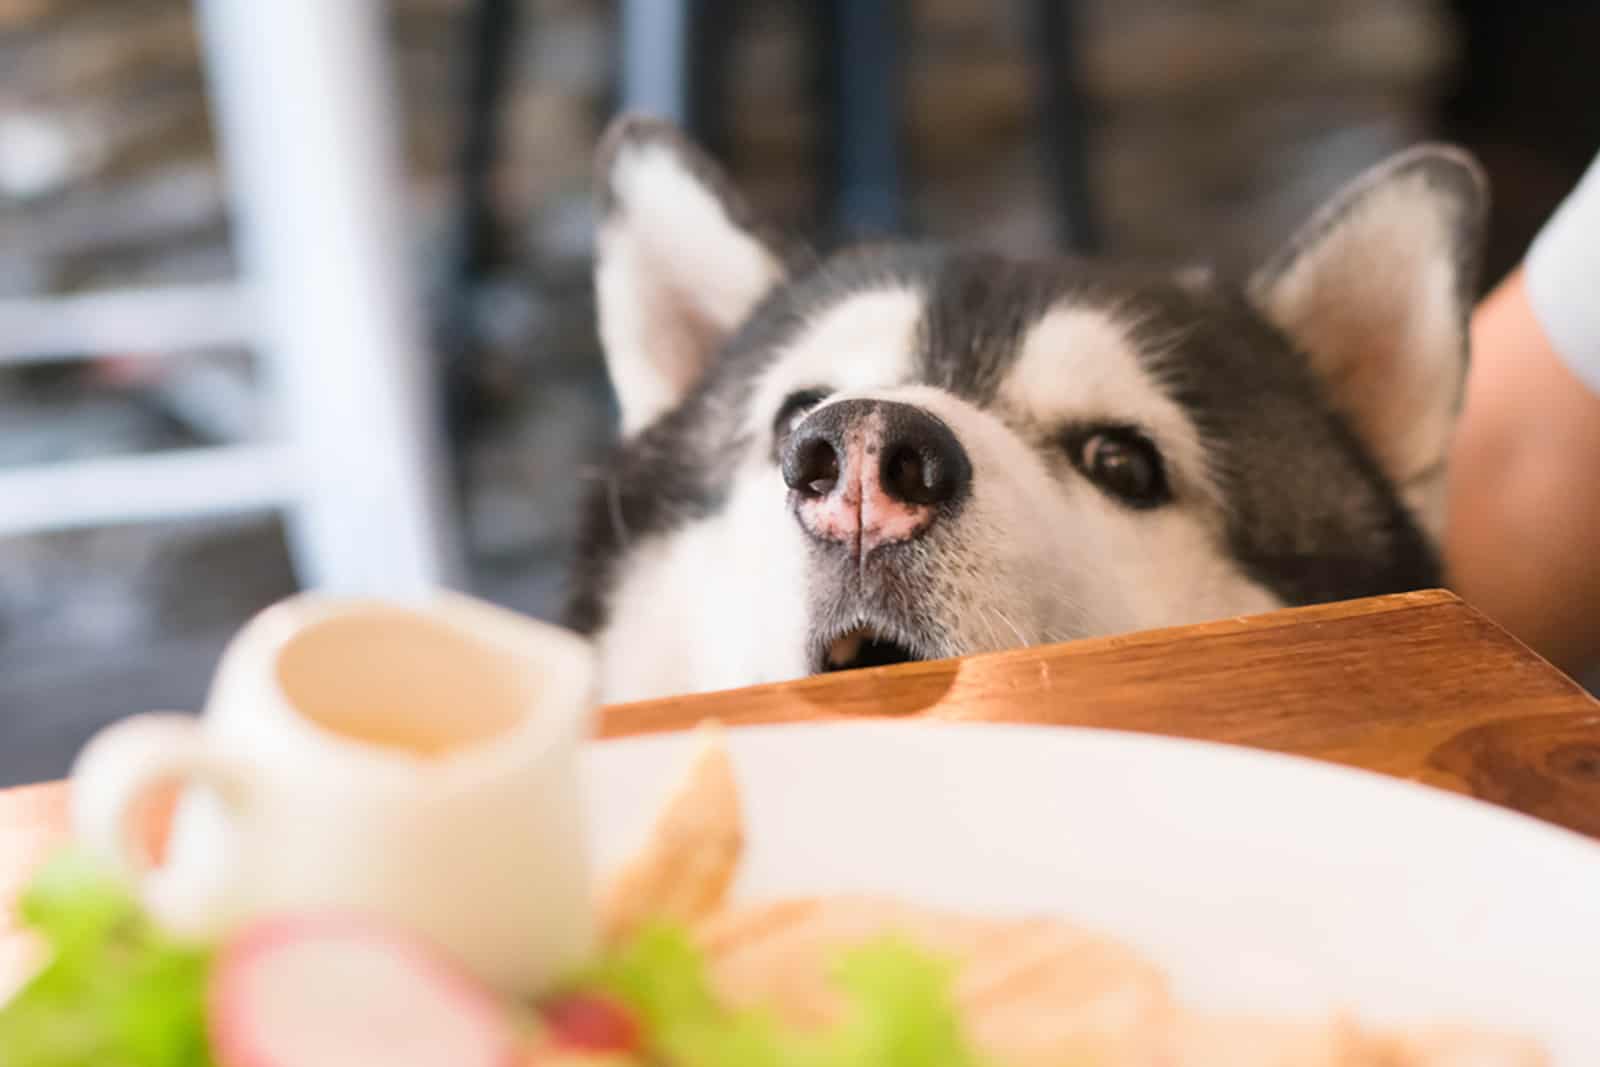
0 721 1552 1066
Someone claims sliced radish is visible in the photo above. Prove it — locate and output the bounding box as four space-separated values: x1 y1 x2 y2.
537 992 642 1054
208 915 520 1067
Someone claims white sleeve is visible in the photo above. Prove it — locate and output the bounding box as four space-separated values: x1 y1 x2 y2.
1524 150 1600 395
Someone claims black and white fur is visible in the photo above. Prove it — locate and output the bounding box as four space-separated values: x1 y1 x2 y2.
566 115 1488 704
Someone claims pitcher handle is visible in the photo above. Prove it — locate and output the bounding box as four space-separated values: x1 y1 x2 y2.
70 712 253 938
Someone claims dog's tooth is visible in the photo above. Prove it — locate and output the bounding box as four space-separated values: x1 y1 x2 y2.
828 631 864 666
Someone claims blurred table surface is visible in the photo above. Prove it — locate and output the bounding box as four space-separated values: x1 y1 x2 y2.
3 587 1599 985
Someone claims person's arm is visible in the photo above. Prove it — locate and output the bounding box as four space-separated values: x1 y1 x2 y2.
1446 157 1600 677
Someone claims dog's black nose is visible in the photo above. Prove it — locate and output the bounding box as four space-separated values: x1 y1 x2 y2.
782 399 971 552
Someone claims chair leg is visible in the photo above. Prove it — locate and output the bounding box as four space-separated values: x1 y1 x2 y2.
1027 0 1100 254
814 0 905 240
438 0 521 517
683 0 737 158
195 0 464 595
618 0 693 123
618 0 734 153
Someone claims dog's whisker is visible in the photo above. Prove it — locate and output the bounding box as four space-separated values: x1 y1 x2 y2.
976 606 1010 655
992 607 1029 648
605 471 630 550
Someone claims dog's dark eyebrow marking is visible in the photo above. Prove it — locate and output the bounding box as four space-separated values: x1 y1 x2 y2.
914 254 1069 402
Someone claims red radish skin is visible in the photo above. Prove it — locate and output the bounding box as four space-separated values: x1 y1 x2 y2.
208 915 522 1067
538 993 643 1053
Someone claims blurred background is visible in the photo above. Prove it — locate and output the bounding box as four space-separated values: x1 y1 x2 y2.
0 0 1596 785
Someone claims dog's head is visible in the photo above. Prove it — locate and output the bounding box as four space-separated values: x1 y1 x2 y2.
568 116 1487 702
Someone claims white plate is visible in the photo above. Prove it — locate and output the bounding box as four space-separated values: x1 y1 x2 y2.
582 721 1600 1062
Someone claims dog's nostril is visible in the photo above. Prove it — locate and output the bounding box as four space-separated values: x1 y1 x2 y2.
877 409 969 508
884 445 934 505
784 436 840 498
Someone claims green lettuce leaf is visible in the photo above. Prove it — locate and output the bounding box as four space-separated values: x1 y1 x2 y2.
817 937 981 1067
0 849 215 1067
570 922 992 1067
2 850 1017 1067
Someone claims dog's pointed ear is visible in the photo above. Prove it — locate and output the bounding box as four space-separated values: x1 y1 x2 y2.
1248 145 1488 539
593 115 790 436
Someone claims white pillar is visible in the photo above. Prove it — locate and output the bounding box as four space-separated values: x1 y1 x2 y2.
194 0 463 596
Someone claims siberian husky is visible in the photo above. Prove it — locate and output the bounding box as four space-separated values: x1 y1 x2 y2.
566 115 1487 704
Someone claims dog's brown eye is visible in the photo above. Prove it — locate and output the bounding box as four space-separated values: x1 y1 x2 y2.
773 389 830 440
1075 429 1170 508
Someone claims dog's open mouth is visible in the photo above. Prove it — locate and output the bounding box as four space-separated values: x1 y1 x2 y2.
819 626 919 673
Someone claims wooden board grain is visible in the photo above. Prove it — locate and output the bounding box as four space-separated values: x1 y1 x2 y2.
600 590 1600 836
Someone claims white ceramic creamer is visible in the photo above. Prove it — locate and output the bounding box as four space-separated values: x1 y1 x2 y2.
69 591 596 997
